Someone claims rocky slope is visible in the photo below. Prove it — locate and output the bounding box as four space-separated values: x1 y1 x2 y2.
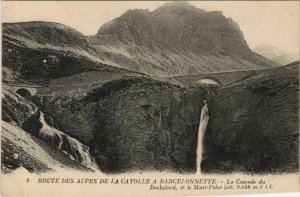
202 62 299 173
1 121 89 173
1 88 93 173
2 87 38 126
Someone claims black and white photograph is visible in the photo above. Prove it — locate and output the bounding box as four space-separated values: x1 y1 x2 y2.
1 0 299 196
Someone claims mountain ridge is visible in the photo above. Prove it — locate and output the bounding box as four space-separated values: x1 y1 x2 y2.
3 21 90 50
3 2 279 79
253 44 299 65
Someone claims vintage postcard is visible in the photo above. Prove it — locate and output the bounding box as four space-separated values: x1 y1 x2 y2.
1 1 299 196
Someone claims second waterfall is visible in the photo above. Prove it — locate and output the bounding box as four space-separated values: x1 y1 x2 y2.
196 101 209 175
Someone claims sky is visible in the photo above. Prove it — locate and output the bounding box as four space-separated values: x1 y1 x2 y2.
2 1 299 54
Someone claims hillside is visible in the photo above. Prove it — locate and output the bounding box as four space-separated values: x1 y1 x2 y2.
3 2 278 82
2 21 144 85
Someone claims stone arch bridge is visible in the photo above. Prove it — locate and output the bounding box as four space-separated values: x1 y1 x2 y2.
170 69 270 87
2 83 45 97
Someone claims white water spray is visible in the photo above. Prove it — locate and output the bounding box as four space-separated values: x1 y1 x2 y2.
38 112 98 171
196 102 209 175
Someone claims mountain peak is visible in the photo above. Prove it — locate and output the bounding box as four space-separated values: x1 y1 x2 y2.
91 3 277 74
97 2 249 54
159 1 195 8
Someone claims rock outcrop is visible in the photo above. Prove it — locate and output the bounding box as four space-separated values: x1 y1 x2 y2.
1 87 38 126
202 62 299 173
38 76 216 173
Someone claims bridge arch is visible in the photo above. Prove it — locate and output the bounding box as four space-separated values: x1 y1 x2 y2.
16 88 32 98
195 77 222 87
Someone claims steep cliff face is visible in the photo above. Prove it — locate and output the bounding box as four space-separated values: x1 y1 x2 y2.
38 76 215 173
202 62 299 173
88 77 213 173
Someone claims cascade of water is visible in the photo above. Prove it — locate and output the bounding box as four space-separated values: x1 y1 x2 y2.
196 102 209 175
38 112 63 149
38 111 98 171
66 136 97 169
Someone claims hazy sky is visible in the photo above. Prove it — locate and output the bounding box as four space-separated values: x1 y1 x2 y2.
3 1 299 54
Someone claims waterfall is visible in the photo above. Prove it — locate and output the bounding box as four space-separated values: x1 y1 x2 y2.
38 112 98 171
196 102 209 175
